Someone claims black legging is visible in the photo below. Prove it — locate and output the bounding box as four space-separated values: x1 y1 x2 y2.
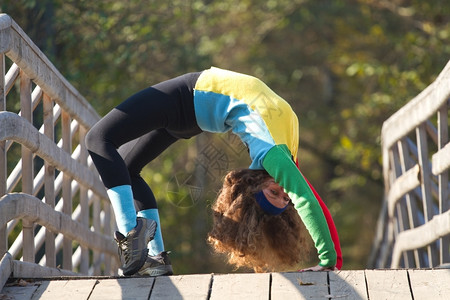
86 72 202 210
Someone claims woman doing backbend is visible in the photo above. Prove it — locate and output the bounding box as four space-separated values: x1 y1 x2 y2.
86 67 343 276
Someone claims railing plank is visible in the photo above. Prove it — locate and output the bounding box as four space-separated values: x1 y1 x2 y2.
0 14 100 129
0 193 118 258
387 164 420 218
391 210 450 267
0 252 12 289
381 60 450 151
432 142 450 176
12 260 77 278
0 112 107 200
4 62 19 96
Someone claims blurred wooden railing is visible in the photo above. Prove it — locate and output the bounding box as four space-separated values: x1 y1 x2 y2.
369 60 450 268
0 14 118 287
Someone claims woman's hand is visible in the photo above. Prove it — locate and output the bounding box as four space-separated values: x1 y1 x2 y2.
299 264 337 272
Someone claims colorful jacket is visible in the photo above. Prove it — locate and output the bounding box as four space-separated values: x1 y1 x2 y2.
193 67 342 269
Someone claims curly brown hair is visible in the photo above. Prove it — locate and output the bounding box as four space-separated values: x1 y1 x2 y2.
207 169 312 272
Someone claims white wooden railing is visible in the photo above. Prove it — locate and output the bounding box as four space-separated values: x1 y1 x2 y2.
369 60 450 268
0 14 118 287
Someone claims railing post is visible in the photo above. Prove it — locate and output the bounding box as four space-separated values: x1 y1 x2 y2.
93 194 101 275
437 104 449 264
79 125 89 274
104 201 112 274
416 124 439 267
0 53 7 256
0 53 5 195
397 139 423 267
62 111 72 271
391 142 414 268
43 93 56 268
20 70 35 263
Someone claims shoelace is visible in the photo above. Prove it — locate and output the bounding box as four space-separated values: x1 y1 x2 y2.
117 236 132 264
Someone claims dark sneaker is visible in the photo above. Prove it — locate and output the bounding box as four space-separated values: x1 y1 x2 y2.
137 251 174 276
114 217 157 276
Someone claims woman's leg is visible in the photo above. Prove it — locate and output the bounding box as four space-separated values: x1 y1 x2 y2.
86 100 172 235
118 128 178 255
86 72 202 269
86 72 201 234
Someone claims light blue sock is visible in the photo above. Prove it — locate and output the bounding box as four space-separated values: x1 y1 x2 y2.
107 185 137 236
137 209 165 255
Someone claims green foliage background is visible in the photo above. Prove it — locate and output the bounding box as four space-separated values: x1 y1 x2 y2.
2 0 449 272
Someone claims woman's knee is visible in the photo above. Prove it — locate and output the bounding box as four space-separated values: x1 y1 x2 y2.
85 123 103 152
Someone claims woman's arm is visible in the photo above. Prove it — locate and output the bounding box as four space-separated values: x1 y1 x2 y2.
301 173 343 270
263 144 337 268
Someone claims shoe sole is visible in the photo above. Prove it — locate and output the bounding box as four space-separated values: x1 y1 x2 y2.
138 265 174 277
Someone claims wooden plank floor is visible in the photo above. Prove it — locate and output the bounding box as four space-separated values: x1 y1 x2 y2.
1 269 450 300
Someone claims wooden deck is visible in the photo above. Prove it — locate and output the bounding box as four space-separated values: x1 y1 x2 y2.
1 269 449 299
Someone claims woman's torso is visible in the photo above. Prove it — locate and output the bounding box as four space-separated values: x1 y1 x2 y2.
193 67 299 169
